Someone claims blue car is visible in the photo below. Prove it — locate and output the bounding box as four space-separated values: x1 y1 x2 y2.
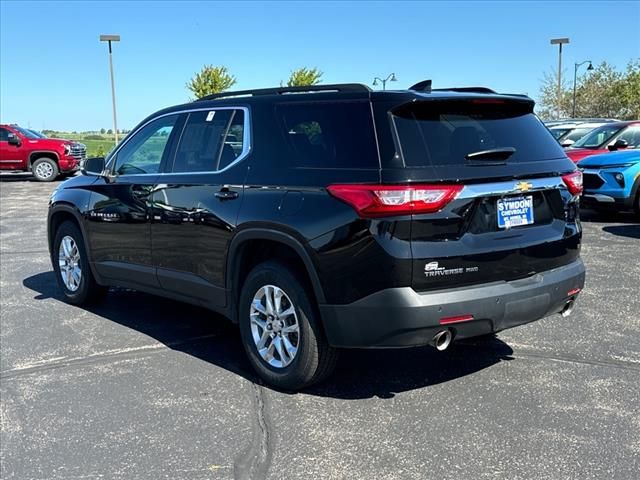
578 150 640 214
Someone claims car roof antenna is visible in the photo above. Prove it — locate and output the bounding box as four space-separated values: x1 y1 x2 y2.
409 79 432 93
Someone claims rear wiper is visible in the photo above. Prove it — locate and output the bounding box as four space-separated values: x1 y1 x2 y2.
465 147 516 162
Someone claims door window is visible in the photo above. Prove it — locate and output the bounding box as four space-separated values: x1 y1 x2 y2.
0 128 11 141
171 109 246 173
614 126 640 147
113 115 179 175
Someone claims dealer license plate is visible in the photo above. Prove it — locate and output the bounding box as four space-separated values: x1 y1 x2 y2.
497 196 534 229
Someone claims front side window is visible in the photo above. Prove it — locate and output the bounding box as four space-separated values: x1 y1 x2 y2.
614 126 640 147
13 126 38 139
113 115 178 175
0 128 10 142
172 109 246 173
572 124 623 149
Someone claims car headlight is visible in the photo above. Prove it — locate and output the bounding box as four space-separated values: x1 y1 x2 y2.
63 143 72 155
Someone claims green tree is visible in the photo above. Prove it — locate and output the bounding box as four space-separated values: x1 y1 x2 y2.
100 128 106 134
186 65 236 99
286 67 323 87
537 60 640 120
107 129 113 135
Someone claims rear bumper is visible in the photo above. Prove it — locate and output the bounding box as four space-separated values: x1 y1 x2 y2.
320 259 586 348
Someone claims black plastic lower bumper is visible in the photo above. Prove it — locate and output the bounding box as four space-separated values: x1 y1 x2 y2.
320 259 586 348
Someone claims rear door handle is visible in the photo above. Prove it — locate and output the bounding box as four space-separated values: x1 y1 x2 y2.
214 189 239 200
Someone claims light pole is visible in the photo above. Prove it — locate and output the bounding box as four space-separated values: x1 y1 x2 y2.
99 34 120 145
372 73 397 90
550 38 570 119
573 60 594 117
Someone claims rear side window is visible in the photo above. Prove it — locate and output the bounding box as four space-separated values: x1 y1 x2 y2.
390 100 566 167
276 101 378 169
172 109 246 173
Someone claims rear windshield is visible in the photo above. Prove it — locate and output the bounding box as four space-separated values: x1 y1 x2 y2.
389 100 566 167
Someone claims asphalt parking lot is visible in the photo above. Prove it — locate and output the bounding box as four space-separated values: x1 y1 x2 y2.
1 175 639 480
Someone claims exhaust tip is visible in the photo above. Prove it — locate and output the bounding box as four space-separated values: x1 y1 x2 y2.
433 329 453 351
561 299 575 318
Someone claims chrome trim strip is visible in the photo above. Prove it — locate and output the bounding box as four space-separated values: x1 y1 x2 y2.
458 176 566 199
583 194 615 203
106 106 252 176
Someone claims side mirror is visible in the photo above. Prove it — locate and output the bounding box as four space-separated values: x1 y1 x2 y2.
81 157 106 175
561 139 575 148
7 133 21 146
608 139 629 151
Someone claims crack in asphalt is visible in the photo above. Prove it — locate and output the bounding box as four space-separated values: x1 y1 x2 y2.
0 334 219 380
233 383 273 480
512 348 640 372
0 249 50 255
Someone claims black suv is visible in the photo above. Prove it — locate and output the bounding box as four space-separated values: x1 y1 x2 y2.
48 83 586 389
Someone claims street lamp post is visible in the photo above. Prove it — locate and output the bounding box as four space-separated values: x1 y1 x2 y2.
372 73 397 90
573 60 594 118
550 38 570 119
99 34 120 145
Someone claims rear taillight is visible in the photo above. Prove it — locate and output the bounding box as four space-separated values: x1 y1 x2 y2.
327 184 463 218
562 171 583 196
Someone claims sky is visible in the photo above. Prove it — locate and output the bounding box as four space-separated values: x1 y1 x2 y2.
1 0 639 131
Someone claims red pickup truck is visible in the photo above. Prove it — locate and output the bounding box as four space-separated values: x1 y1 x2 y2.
0 124 86 181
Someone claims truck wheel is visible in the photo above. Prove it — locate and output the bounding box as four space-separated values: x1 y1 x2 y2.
52 221 107 305
635 192 640 216
32 157 59 182
238 261 338 390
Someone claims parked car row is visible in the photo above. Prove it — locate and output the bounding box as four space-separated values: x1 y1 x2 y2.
0 124 86 181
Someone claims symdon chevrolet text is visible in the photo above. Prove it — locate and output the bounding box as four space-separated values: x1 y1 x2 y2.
47 83 586 389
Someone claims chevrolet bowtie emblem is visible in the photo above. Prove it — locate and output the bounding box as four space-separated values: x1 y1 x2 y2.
515 181 533 192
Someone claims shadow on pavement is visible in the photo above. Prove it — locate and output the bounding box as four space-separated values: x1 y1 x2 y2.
602 224 640 239
23 270 514 399
580 208 638 224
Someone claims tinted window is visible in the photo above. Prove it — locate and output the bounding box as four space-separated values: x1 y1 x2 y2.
615 126 640 147
276 101 378 169
550 128 570 139
219 110 245 170
172 109 245 173
572 124 623 148
0 128 10 141
114 115 178 175
391 100 566 167
564 127 593 142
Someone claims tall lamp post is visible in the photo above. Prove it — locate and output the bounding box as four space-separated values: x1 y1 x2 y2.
99 34 120 145
573 60 594 117
550 38 570 119
372 73 397 90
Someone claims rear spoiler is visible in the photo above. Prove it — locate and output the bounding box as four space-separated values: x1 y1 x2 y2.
409 79 529 99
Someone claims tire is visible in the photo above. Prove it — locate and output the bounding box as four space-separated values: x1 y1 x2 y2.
634 192 640 216
52 221 107 305
32 157 59 182
238 261 338 390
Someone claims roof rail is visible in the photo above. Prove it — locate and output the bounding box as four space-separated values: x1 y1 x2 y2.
196 83 371 101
